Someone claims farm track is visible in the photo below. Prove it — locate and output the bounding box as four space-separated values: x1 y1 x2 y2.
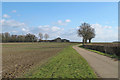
73 44 118 78
2 43 72 78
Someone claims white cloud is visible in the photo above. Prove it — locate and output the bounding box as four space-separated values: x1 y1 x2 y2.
55 19 71 26
1 19 30 35
2 19 26 28
12 10 17 13
91 24 118 42
3 14 10 18
37 25 64 39
38 25 50 31
38 25 64 33
65 19 71 23
104 26 112 29
12 31 17 33
0 19 5 23
22 28 26 31
61 28 80 42
22 28 29 33
51 26 61 31
57 20 66 25
58 20 62 24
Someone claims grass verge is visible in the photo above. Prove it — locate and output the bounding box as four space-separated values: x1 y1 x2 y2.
24 45 97 78
79 45 120 60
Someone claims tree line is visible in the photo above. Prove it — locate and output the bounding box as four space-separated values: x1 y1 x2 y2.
0 22 95 43
0 32 49 43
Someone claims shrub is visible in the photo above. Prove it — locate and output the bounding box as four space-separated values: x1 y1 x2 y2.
83 44 120 57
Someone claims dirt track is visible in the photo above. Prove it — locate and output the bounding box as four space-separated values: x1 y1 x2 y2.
73 44 118 78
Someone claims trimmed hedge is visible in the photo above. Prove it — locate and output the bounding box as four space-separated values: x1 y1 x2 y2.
83 44 120 56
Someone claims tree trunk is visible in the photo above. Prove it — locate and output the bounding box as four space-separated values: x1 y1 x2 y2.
85 38 87 44
82 38 85 45
89 39 91 43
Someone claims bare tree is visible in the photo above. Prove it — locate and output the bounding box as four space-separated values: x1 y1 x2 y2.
44 33 49 41
4 32 10 42
87 28 95 43
77 23 95 45
39 32 43 41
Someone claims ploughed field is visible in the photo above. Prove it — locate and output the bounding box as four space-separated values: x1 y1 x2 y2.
2 43 73 78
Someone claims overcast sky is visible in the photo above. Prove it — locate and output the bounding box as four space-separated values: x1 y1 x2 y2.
1 2 118 42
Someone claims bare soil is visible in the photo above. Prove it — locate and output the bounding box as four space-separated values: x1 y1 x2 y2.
2 43 72 78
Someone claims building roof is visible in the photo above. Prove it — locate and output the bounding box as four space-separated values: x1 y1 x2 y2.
54 37 61 40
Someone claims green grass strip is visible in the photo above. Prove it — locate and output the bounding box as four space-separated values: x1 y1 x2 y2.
25 45 97 78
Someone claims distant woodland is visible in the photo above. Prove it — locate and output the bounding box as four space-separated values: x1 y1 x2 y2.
0 32 39 42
